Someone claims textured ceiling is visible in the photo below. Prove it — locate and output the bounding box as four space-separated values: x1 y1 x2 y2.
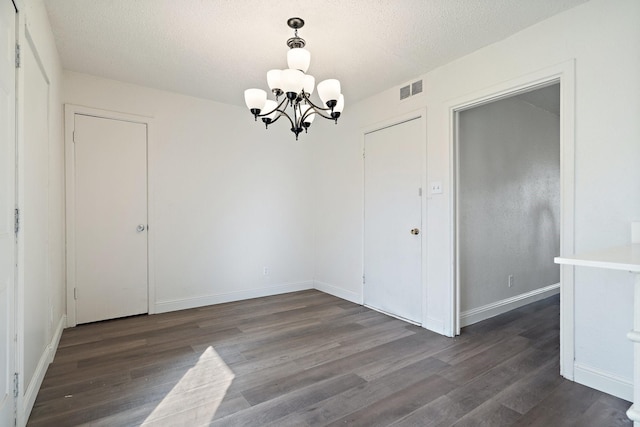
43 0 589 107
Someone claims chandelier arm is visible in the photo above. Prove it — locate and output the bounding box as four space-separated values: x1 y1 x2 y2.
299 106 320 123
256 97 290 118
273 109 296 130
266 110 289 125
299 93 335 120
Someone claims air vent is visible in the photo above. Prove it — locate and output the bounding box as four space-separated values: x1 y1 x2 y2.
400 85 411 100
400 79 423 101
411 80 423 95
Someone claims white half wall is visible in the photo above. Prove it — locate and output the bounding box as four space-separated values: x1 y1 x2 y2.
63 72 316 313
312 0 640 397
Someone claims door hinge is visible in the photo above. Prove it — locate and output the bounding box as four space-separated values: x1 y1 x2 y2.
13 373 18 398
418 187 422 197
15 44 20 68
362 150 365 159
14 208 19 234
72 130 76 143
362 275 365 284
74 288 78 300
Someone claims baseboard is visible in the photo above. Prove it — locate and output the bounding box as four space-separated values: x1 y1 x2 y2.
460 283 560 327
48 315 66 363
574 362 633 402
21 314 66 425
313 281 362 305
154 281 314 313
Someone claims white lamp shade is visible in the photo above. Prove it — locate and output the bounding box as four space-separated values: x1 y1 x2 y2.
300 105 316 123
317 79 341 106
334 94 345 113
263 100 278 120
244 88 267 111
266 69 282 91
281 69 305 94
287 48 311 73
303 74 315 95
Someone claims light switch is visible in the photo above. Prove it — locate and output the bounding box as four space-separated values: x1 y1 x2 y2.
430 181 443 194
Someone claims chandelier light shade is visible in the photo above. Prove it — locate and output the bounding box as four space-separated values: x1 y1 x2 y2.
244 88 267 115
287 48 311 73
317 79 341 108
303 75 315 96
263 100 279 121
243 17 344 140
281 69 305 95
335 94 345 113
267 69 283 93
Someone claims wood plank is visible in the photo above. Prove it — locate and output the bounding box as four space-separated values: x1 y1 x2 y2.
325 374 456 427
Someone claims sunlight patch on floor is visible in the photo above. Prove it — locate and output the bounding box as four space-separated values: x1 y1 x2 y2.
141 346 234 425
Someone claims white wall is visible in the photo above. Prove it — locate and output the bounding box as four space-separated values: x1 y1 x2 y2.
312 0 640 399
458 92 560 318
17 0 65 423
63 72 316 313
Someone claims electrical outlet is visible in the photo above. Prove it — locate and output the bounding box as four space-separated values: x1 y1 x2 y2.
508 275 514 288
263 267 269 276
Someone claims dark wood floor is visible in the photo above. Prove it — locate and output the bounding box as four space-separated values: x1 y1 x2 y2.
28 290 630 426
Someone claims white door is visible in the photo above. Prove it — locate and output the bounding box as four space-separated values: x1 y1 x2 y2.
0 0 16 424
73 114 148 324
364 118 423 324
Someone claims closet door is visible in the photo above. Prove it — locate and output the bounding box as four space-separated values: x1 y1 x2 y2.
73 114 148 324
364 117 423 324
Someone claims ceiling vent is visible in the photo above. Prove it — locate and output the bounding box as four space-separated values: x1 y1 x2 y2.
400 79 423 100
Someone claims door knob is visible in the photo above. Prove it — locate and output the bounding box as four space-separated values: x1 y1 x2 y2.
137 224 146 232
410 228 420 235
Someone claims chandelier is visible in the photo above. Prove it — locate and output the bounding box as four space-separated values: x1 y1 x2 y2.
244 17 344 140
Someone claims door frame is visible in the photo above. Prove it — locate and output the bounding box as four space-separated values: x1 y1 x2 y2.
2 1 19 425
361 108 428 325
65 104 155 327
446 60 576 379
17 17 53 425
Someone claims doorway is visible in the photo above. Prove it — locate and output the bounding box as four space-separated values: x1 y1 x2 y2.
457 83 561 328
447 61 575 380
363 114 425 324
66 108 150 325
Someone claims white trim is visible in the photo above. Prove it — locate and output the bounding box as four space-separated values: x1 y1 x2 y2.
64 104 154 327
627 404 640 422
15 19 53 427
425 316 445 334
48 315 65 363
446 60 576 377
459 283 560 327
574 362 633 402
365 304 421 326
21 315 65 425
154 281 314 313
314 281 362 304
361 108 428 327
